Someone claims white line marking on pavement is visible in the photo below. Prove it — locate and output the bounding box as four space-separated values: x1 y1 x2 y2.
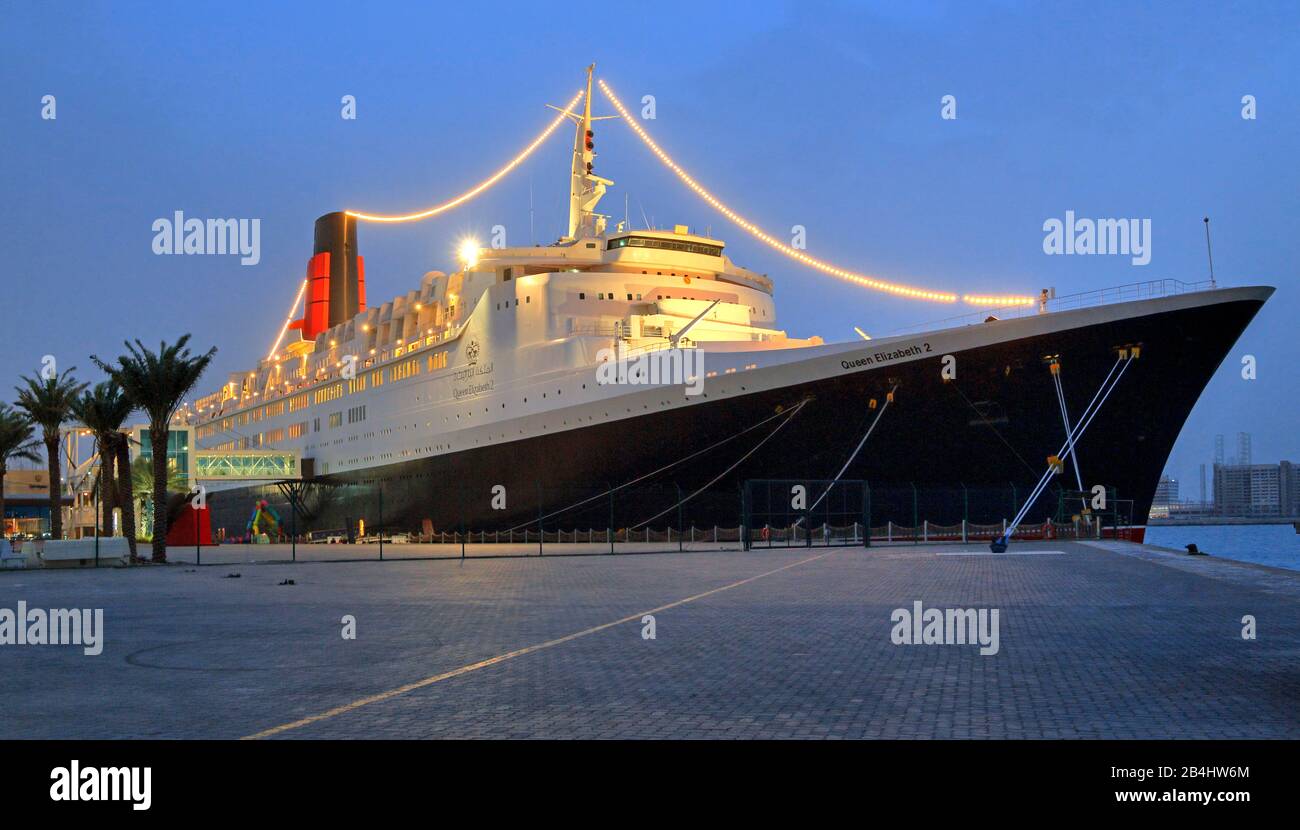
242 549 838 739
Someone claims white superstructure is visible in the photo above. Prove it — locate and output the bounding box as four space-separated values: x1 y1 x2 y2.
189 66 823 482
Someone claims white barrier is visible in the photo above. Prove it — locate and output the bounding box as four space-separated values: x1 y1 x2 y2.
0 539 26 569
38 537 131 568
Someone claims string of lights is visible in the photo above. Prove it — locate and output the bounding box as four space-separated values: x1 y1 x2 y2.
345 91 584 223
266 278 308 360
598 78 1035 307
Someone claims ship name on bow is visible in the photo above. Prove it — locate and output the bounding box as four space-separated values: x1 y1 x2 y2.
840 342 929 370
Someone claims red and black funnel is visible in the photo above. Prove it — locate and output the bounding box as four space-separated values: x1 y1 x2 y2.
292 212 367 342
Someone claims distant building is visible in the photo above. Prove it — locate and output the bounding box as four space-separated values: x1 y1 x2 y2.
2 469 74 537
1284 461 1300 517
1152 475 1179 508
1213 461 1300 517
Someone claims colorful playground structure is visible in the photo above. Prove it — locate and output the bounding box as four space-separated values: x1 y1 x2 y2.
246 500 283 544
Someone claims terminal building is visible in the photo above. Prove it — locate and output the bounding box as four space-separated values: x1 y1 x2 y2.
2 469 73 538
6 422 298 543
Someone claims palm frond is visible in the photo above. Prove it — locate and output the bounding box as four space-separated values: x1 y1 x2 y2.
13 368 88 441
0 403 40 465
92 334 217 430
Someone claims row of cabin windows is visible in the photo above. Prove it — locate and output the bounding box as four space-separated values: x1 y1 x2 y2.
495 296 531 310
312 404 366 434
218 362 757 463
578 292 645 301
203 347 441 444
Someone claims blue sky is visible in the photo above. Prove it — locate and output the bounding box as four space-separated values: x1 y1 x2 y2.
2 0 1296 494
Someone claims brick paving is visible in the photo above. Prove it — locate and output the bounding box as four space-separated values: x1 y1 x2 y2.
1 540 1296 739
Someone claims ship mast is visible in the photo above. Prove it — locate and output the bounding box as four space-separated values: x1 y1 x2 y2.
551 64 617 241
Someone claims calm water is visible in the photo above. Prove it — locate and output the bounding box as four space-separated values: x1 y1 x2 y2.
1145 524 1300 572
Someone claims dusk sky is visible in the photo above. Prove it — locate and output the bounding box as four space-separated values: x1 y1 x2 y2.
2 0 1295 495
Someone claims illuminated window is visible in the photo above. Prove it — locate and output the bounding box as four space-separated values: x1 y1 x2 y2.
313 383 344 405
391 358 420 382
606 236 722 257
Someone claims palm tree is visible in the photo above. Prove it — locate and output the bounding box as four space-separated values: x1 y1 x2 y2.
93 336 215 562
71 381 137 556
114 432 138 558
15 369 87 540
129 455 188 540
0 405 41 541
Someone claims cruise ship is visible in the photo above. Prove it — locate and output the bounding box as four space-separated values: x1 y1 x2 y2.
190 68 1272 543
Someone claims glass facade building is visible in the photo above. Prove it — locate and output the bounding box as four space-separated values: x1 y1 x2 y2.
137 427 191 483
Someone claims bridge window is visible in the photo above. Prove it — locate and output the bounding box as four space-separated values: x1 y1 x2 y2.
607 236 723 257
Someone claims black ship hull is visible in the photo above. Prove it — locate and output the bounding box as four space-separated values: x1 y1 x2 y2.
207 290 1267 543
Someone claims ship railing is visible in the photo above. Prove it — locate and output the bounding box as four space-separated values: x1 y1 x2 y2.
571 325 682 360
887 278 1216 336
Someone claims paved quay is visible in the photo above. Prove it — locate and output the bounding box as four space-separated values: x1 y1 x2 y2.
1 540 1296 739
